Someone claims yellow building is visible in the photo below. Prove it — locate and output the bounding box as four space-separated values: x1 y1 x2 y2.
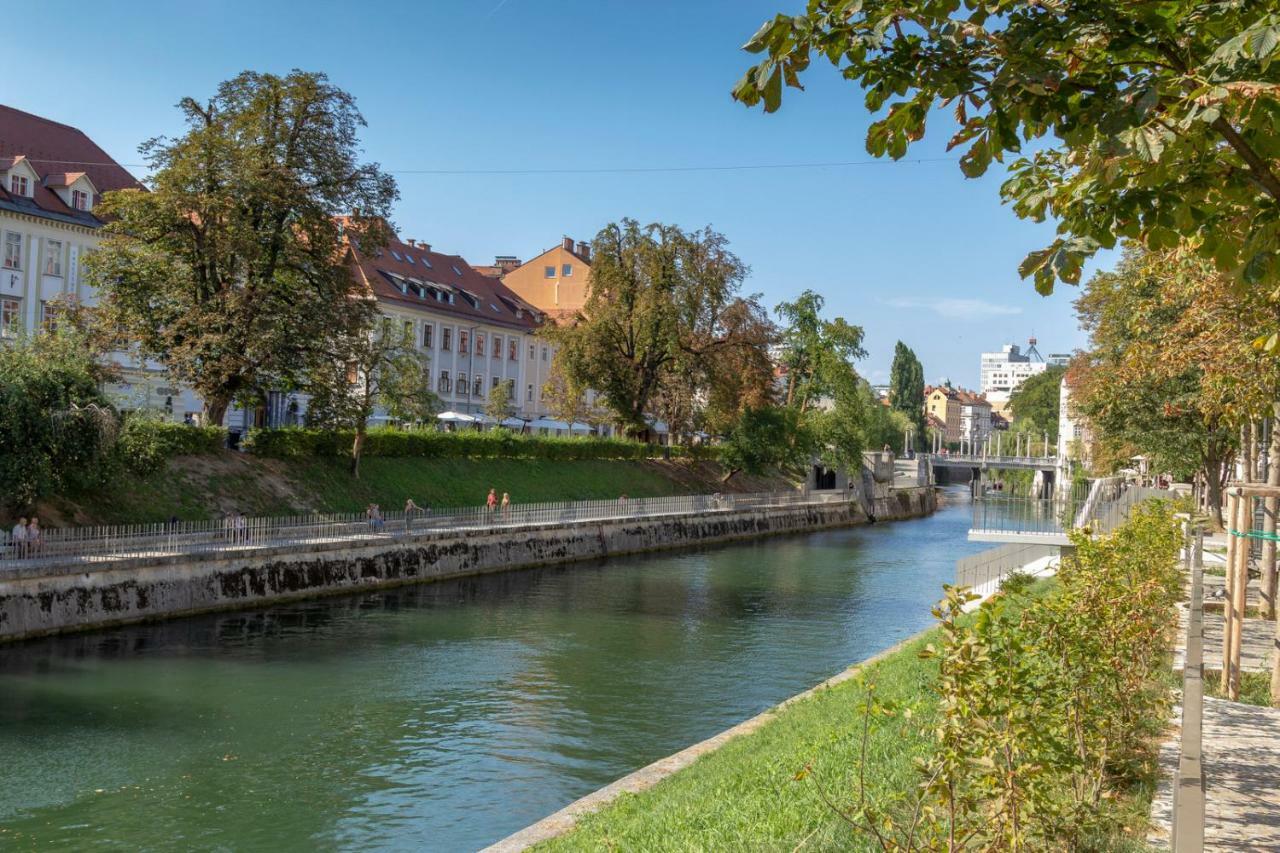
497 236 592 321
925 386 962 444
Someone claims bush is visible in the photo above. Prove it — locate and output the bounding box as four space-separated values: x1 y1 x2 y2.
115 414 227 473
243 426 717 462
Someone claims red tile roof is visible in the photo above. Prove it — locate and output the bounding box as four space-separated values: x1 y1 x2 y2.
0 104 142 228
345 228 543 332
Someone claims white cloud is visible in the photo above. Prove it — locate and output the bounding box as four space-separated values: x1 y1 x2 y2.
883 297 1023 320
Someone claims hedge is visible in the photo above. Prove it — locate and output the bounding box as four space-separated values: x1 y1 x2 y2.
243 426 717 461
115 416 227 473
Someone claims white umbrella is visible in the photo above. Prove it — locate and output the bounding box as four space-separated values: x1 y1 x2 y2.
437 411 479 423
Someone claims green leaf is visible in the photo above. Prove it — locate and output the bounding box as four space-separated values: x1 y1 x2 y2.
762 65 783 113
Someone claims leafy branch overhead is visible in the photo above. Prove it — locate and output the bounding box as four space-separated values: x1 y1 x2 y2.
733 2 1280 293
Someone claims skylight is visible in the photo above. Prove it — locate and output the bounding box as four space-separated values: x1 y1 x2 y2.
391 250 403 261
422 257 433 269
452 264 462 276
405 255 415 265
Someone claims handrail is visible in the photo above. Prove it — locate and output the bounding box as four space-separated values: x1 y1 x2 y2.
1 489 853 574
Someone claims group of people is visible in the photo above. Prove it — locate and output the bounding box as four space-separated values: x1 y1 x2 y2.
8 516 43 558
222 511 250 544
485 488 512 513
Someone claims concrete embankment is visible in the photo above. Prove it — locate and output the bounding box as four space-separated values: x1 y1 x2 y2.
0 488 934 643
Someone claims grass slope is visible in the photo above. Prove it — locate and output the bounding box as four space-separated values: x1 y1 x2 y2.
38 453 795 526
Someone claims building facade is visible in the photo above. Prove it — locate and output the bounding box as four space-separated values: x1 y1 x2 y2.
925 385 962 444
979 339 1049 415
498 236 593 321
346 229 557 420
957 389 994 445
0 104 203 420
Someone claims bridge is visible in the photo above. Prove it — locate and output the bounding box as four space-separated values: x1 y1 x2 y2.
926 452 1058 472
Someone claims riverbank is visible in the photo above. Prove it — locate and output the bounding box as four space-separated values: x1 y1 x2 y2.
26 453 798 527
510 503 1181 851
0 488 934 643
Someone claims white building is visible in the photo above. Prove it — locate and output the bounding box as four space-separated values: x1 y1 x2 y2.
980 338 1050 414
0 104 203 420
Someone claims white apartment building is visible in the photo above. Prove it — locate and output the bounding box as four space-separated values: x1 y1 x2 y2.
0 104 203 420
346 229 558 422
980 339 1049 413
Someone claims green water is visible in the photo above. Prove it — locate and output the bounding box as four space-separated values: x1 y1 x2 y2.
0 487 982 851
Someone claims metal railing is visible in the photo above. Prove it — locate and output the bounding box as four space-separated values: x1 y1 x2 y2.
970 479 1166 539
1 489 847 575
955 543 1058 598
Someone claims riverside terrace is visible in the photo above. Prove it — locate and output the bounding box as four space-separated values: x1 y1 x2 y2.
0 491 841 575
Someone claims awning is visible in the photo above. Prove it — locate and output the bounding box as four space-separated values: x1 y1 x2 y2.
437 411 479 423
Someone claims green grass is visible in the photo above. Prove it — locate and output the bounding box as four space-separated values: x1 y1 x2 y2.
1205 669 1274 707
539 579 1163 852
37 454 785 526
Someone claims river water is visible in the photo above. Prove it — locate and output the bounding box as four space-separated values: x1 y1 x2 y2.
0 486 985 851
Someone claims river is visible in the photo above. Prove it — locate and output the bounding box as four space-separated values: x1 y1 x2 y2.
0 486 985 851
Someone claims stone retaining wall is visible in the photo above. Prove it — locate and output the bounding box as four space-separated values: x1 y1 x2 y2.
0 488 933 643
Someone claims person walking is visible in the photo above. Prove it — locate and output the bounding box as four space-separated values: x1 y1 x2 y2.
500 492 511 515
10 517 27 559
26 517 42 557
370 504 385 533
404 498 422 533
486 488 498 513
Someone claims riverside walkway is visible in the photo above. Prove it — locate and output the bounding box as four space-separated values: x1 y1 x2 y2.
1152 530 1280 850
0 490 850 578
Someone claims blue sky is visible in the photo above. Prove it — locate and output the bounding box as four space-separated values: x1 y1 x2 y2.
2 0 1106 388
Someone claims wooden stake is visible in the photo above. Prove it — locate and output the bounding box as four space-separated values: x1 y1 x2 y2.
1223 491 1238 695
1230 491 1250 701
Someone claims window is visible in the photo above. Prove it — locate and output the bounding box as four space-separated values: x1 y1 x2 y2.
541 346 548 362
442 327 453 351
405 255 415 265
438 370 451 393
2 232 20 269
491 376 501 389
457 372 469 395
0 298 18 336
544 265 555 278
390 250 403 261
71 189 88 211
475 332 485 355
508 339 517 361
506 380 515 401
423 324 433 349
473 375 483 396
529 344 535 360
527 384 534 402
44 240 62 276
40 300 59 330
452 264 462 276
422 256 432 269
562 264 573 276
493 335 502 358
9 175 28 197
459 330 469 352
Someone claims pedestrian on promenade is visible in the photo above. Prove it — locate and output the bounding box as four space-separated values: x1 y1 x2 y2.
404 498 422 533
10 517 27 559
234 512 248 545
486 488 497 512
368 504 385 533
222 512 235 543
27 517 42 556
500 492 510 515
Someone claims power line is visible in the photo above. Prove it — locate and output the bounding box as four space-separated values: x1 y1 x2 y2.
18 155 957 176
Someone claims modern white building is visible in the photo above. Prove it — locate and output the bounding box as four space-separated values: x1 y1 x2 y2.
0 104 203 420
980 339 1050 414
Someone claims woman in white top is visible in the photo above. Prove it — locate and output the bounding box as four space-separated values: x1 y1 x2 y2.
26 517 42 555
11 517 27 558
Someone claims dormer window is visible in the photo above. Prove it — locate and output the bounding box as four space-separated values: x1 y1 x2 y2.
71 189 89 210
9 175 28 197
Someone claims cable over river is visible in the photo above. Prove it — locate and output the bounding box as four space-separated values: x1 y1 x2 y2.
0 486 985 851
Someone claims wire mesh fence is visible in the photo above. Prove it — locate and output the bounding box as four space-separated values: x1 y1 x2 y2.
955 543 1058 598
1 489 850 575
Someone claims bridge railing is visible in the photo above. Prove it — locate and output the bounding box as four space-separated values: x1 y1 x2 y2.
0 489 847 575
969 480 1167 540
927 452 1058 466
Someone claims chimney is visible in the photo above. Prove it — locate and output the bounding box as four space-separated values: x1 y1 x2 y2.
407 239 416 247
576 240 591 261
562 236 574 252
420 243 431 252
495 255 522 273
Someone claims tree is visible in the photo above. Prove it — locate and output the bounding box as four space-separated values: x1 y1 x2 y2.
549 220 772 436
484 380 516 424
719 406 811 480
1009 365 1067 442
1070 246 1243 522
306 318 433 477
774 290 867 413
88 70 397 426
888 341 925 442
0 329 118 509
733 3 1280 297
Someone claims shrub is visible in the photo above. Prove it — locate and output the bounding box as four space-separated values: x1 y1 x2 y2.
243 426 717 462
115 414 226 473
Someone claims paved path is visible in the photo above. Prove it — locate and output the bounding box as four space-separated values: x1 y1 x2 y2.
1175 608 1275 674
1152 698 1280 849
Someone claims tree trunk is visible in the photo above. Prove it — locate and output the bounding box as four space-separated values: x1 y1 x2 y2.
1265 420 1280 619
1205 456 1226 531
351 427 366 478
204 395 231 428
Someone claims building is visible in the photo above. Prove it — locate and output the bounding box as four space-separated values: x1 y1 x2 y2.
980 338 1050 415
925 385 962 444
345 228 556 420
0 104 203 420
956 388 994 445
498 236 593 321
